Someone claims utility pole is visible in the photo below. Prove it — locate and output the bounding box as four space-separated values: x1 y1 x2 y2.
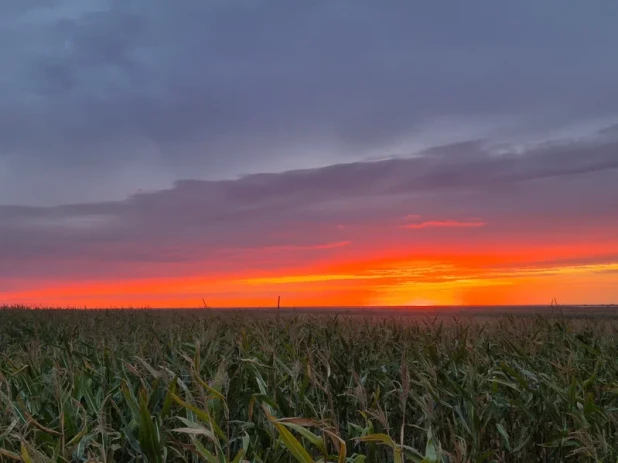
277 296 281 321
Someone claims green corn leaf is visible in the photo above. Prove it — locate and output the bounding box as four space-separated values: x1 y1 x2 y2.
138 388 162 463
264 407 314 463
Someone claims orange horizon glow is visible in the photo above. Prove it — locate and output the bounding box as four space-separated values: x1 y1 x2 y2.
4 243 618 308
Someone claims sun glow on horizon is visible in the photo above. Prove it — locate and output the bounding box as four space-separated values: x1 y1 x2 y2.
4 251 618 308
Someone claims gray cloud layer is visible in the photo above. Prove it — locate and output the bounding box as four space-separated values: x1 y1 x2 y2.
2 132 618 281
2 0 618 205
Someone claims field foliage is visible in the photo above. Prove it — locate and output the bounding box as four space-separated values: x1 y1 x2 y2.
1 308 617 462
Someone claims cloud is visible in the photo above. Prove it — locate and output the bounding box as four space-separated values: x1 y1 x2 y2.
1 132 618 284
259 241 351 252
2 0 618 205
403 220 486 230
242 273 379 285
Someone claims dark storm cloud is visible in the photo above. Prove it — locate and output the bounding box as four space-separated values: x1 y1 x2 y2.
2 0 618 205
2 134 618 279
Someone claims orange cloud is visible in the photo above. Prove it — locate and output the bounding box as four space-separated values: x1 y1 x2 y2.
260 241 351 252
403 220 487 229
242 273 378 285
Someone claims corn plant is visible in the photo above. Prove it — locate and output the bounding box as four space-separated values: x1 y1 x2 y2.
1 307 618 462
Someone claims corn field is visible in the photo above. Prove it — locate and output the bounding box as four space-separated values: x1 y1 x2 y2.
1 307 618 462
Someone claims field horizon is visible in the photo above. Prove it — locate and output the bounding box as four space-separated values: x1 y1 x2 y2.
4 303 618 318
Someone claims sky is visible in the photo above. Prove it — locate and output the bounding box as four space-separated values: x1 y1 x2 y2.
1 0 618 307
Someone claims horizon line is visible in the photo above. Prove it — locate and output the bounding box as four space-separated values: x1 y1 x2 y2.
3 303 618 311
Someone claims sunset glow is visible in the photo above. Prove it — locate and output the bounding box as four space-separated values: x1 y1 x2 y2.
2 1 618 309
4 168 618 308
4 233 618 307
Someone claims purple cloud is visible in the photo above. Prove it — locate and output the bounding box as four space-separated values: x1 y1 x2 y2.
1 132 617 282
